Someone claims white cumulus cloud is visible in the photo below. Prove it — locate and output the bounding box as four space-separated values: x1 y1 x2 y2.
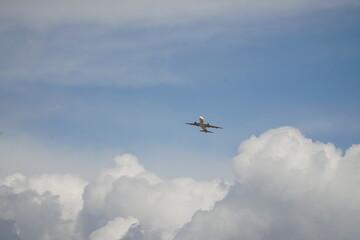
1 127 359 240
174 126 360 240
0 172 87 240
79 153 229 240
0 173 87 220
0 153 228 240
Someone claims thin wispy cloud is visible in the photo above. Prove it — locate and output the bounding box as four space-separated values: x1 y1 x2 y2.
1 0 358 28
1 0 358 87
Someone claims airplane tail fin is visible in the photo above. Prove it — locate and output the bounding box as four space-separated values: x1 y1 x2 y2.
200 130 213 133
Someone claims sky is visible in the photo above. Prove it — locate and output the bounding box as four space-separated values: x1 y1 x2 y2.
0 0 360 240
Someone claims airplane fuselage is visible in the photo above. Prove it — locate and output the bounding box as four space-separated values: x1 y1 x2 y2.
199 116 212 133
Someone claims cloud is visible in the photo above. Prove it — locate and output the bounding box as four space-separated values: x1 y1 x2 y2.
0 172 86 240
0 22 184 87
0 132 109 180
1 0 358 87
0 172 87 220
0 127 359 240
1 0 358 28
0 153 228 240
0 186 77 240
89 216 139 240
174 127 360 240
79 154 229 239
0 219 21 240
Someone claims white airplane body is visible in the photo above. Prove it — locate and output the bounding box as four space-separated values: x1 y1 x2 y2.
186 116 222 133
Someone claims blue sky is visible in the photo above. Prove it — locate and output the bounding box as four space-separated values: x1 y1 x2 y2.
1 0 359 181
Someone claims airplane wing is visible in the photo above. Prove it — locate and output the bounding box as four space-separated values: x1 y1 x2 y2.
186 122 200 126
205 123 222 129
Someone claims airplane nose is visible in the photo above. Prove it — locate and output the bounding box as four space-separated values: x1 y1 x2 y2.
199 116 204 120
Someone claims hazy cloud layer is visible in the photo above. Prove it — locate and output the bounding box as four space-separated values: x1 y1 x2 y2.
1 127 359 240
1 0 359 28
1 0 359 87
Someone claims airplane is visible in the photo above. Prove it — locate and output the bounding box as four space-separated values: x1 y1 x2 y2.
186 116 222 133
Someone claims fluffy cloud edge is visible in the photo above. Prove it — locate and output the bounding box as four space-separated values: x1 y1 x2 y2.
89 216 139 240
